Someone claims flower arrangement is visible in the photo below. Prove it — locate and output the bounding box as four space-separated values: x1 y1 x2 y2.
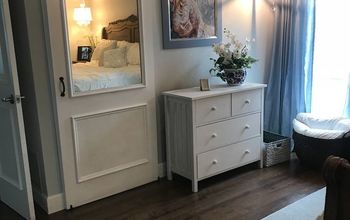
209 29 258 85
86 35 98 51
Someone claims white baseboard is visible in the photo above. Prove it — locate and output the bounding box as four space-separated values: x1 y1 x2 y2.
33 163 166 214
46 193 64 214
158 162 166 178
32 188 64 214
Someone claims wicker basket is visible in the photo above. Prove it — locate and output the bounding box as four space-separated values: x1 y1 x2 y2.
263 131 291 167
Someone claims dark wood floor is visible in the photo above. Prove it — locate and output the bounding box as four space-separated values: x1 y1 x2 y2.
1 159 325 220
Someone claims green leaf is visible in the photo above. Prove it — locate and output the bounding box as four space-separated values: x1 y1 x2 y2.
216 56 225 65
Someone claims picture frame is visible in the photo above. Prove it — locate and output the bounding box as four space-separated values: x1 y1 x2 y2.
200 79 210 91
77 46 92 61
161 0 222 49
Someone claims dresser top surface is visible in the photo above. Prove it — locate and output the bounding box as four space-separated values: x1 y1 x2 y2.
162 83 267 100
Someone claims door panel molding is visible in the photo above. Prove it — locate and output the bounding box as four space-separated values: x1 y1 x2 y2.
71 104 149 183
77 159 149 183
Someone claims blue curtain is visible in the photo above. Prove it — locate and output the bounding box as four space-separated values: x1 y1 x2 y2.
264 0 316 137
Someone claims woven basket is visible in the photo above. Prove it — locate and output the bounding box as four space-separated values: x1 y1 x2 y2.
263 131 291 167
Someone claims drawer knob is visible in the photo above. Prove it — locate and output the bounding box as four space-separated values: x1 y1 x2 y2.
212 159 218 165
244 150 251 154
211 106 217 111
245 99 251 104
212 133 218 138
244 125 250 129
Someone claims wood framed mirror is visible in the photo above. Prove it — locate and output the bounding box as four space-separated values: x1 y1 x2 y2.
63 0 144 97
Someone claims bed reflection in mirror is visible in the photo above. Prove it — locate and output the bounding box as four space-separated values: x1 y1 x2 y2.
65 0 142 94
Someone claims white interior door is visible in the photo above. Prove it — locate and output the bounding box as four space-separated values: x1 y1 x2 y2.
0 0 35 219
42 0 158 208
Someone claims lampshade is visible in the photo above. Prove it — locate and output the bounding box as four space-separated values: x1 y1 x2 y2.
74 5 92 26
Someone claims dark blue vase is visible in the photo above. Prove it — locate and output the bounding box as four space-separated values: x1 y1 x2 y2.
221 68 247 86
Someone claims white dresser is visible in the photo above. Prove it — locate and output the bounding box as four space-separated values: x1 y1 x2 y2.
163 83 266 192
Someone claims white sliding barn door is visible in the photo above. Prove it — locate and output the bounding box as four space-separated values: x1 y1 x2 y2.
41 0 158 208
0 0 35 219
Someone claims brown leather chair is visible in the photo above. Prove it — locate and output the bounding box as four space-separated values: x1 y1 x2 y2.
323 156 350 220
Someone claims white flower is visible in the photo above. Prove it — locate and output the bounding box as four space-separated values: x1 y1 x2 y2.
210 28 257 73
212 43 225 55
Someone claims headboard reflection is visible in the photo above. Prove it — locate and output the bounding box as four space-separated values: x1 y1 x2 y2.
102 15 139 43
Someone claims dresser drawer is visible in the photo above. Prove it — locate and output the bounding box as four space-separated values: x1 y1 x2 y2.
196 113 261 153
195 95 231 125
197 137 260 179
232 89 261 116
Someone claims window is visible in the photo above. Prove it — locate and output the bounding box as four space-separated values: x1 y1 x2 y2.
311 1 350 117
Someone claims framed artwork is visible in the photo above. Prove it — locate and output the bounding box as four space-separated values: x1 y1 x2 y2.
161 0 222 49
77 46 92 61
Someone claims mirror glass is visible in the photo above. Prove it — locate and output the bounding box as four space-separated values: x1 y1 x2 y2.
65 0 142 95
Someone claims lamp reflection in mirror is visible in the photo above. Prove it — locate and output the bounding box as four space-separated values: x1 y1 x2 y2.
74 1 92 26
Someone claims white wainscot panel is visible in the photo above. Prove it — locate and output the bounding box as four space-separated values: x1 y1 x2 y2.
72 105 149 183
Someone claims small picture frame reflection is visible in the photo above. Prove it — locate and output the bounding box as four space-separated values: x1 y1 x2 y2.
77 46 92 61
200 79 210 91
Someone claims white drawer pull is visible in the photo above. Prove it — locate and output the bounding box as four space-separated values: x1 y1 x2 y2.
211 133 218 138
244 150 251 154
244 125 250 129
245 99 251 104
211 106 217 111
212 159 218 165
